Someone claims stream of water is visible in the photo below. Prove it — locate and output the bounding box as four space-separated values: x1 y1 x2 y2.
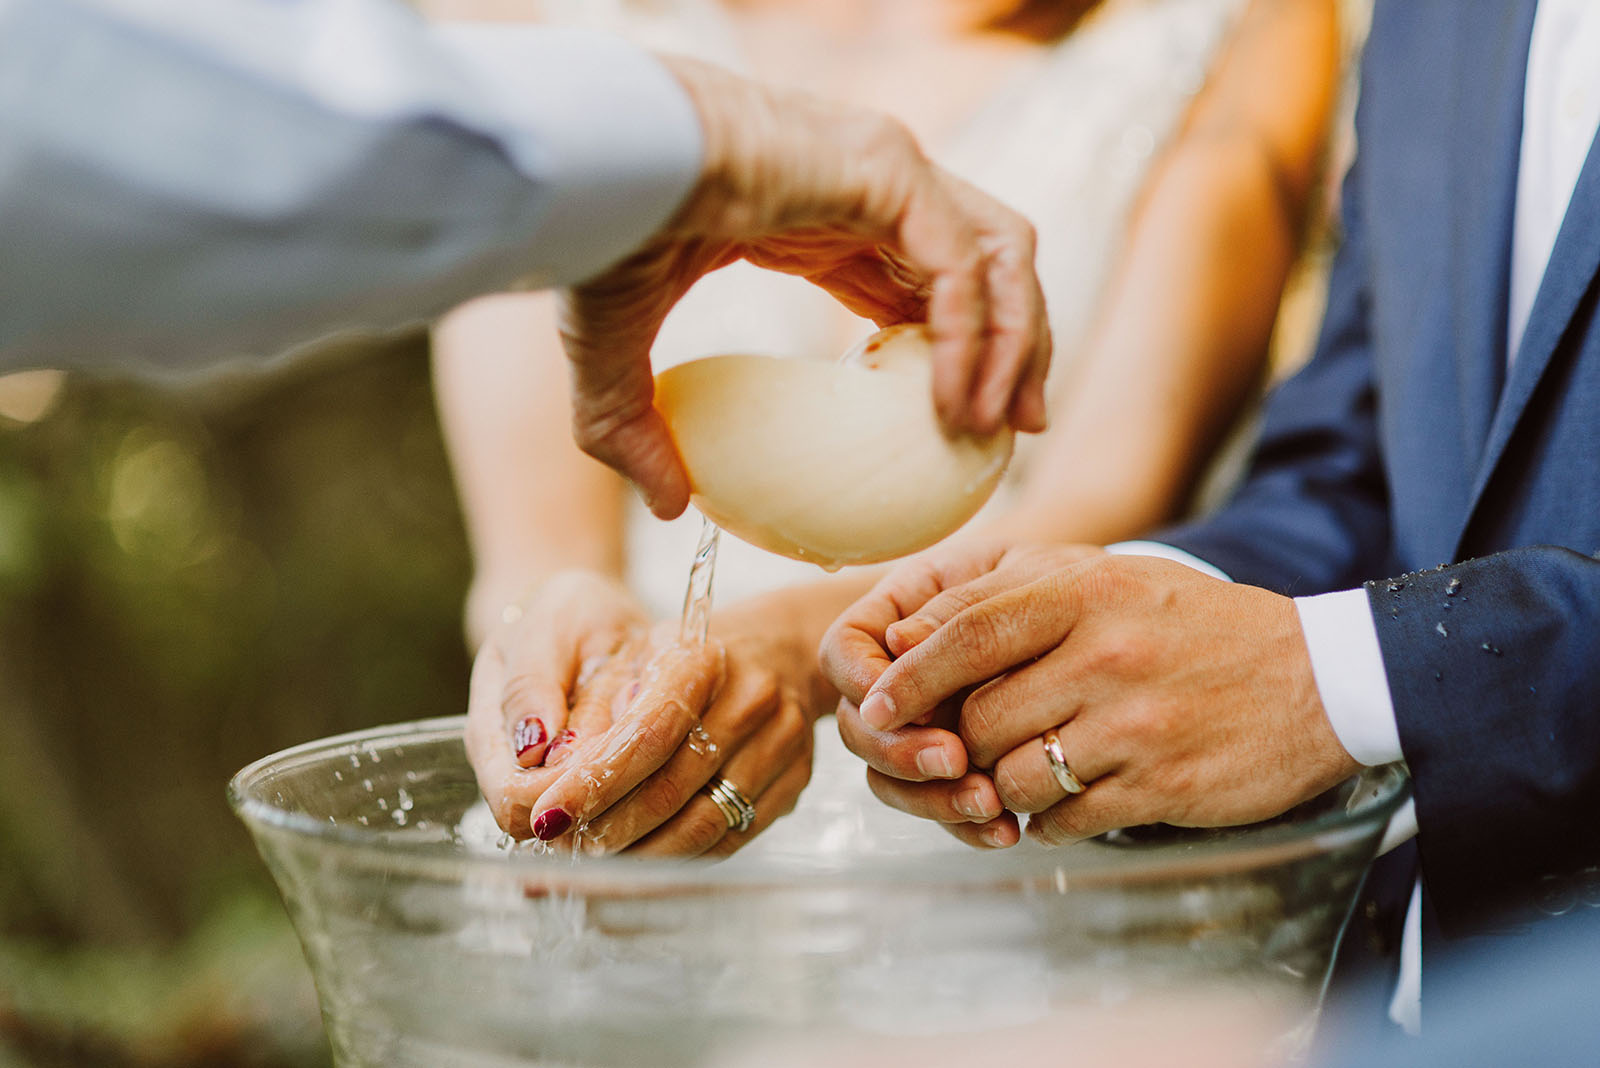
678 514 720 644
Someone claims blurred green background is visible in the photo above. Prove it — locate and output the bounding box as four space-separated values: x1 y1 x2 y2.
0 335 472 1066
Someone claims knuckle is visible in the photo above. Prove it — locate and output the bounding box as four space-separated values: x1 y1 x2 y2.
569 417 608 457
1036 806 1087 845
741 672 782 720
632 774 688 826
499 675 545 721
1121 696 1176 747
1086 628 1152 678
950 607 1005 665
994 759 1048 814
679 812 727 856
958 689 1004 760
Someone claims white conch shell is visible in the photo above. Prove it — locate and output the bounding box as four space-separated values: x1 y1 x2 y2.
655 324 1014 568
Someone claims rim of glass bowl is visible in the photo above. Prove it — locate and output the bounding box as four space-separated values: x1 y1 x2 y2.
229 716 1410 891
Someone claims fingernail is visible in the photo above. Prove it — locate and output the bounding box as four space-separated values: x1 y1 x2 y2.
915 746 956 779
955 787 995 821
512 716 547 764
544 729 577 766
981 824 1014 848
532 808 573 841
860 690 897 731
884 622 918 657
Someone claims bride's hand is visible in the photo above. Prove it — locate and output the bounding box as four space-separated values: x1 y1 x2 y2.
525 621 815 857
464 569 651 835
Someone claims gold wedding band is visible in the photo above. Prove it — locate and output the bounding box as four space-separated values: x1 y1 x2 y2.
1042 730 1086 795
705 777 757 833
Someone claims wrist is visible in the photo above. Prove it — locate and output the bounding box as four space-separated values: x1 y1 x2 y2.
653 55 739 236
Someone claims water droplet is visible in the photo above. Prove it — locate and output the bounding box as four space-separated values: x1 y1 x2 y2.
1529 685 1538 695
376 797 389 811
1433 671 1442 682
362 778 373 792
390 808 408 826
332 770 343 782
1386 580 1406 593
1435 622 1448 637
1445 578 1461 596
396 787 414 812
686 724 719 757
1481 642 1502 656
404 770 419 783
348 754 362 769
357 815 369 826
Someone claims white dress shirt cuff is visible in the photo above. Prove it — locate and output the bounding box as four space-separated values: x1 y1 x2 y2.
1104 540 1232 581
430 23 703 285
1294 588 1403 766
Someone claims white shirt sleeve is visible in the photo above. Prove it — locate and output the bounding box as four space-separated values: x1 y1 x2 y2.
1109 542 1403 768
1294 589 1403 766
1104 540 1233 581
0 0 701 375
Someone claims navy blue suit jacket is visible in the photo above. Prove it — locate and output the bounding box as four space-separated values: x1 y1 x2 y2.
1164 0 1600 936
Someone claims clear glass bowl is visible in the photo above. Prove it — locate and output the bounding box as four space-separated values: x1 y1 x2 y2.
230 716 1408 1068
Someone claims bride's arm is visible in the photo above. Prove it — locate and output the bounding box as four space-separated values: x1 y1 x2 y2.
432 292 628 648
1001 0 1342 544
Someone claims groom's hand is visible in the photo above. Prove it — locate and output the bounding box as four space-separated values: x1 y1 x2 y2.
821 550 1359 846
562 58 1051 519
820 541 1100 849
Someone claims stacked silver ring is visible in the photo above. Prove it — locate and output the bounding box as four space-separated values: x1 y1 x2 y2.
705 777 757 833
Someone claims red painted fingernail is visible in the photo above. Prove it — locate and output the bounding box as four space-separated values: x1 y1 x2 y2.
512 716 547 765
532 808 572 841
544 729 577 766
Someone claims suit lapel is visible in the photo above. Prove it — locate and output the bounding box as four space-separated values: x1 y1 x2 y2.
1461 125 1600 537
1446 2 1537 479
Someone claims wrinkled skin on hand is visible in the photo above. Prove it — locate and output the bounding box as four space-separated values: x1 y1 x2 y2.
562 57 1051 519
820 541 1104 848
819 545 1358 848
465 570 814 857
